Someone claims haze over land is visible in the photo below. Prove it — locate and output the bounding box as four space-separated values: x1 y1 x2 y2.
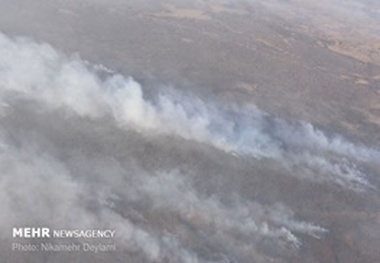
0 1 379 263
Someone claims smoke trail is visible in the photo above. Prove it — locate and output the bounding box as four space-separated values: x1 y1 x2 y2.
5 31 380 263
129 171 328 247
1 32 377 192
0 133 327 262
0 136 206 262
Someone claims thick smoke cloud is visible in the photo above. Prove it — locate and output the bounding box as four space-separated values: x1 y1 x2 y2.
0 135 327 262
0 32 378 262
0 32 377 191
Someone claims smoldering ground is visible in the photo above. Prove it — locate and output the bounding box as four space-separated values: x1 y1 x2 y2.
0 32 379 263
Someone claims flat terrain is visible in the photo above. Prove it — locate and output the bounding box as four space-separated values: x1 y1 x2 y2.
1 0 379 142
0 1 379 263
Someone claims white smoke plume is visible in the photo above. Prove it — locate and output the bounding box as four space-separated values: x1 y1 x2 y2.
0 32 377 192
1 31 380 262
0 134 327 262
129 171 328 247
